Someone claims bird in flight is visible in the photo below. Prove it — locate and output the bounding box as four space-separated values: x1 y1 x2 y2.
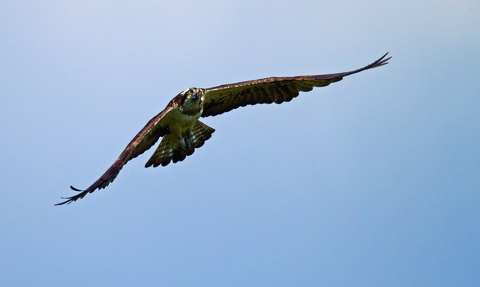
56 53 391 205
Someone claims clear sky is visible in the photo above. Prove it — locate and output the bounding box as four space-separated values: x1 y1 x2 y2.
1 0 479 286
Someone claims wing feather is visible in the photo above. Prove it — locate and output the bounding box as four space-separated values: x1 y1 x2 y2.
202 53 390 117
56 106 175 205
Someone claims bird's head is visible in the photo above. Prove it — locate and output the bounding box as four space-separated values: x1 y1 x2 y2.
184 88 203 103
180 88 204 115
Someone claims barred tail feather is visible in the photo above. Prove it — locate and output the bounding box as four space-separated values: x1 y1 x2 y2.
192 121 215 148
145 121 215 168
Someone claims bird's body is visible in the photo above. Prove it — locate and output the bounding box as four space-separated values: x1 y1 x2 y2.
57 53 391 205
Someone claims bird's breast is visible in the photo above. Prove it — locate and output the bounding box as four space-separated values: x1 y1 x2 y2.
167 107 202 131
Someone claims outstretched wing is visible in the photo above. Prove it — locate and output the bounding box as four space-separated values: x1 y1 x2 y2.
56 106 175 205
201 53 390 117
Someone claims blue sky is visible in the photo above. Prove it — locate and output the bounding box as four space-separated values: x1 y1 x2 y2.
1 0 479 286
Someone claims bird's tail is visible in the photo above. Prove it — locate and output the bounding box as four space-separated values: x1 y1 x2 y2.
145 121 215 167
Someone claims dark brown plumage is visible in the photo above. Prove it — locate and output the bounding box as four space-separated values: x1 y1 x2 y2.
56 53 391 205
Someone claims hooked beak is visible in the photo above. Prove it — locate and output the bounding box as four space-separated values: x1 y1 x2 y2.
192 92 200 101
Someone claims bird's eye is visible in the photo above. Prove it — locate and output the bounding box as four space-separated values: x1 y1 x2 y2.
188 90 192 95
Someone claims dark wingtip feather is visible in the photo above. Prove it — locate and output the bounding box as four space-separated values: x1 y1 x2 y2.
343 52 391 77
367 52 391 69
54 186 86 206
374 52 391 66
70 185 83 192
55 196 74 206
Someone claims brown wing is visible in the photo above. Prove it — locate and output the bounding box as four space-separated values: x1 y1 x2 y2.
201 53 391 117
56 105 176 205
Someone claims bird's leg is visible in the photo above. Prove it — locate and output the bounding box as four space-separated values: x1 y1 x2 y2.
184 131 194 152
171 124 186 151
178 138 186 151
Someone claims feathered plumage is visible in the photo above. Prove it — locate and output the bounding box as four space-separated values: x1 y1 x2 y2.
56 53 391 205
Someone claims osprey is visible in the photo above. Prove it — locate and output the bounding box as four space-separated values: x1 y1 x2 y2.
57 53 391 205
